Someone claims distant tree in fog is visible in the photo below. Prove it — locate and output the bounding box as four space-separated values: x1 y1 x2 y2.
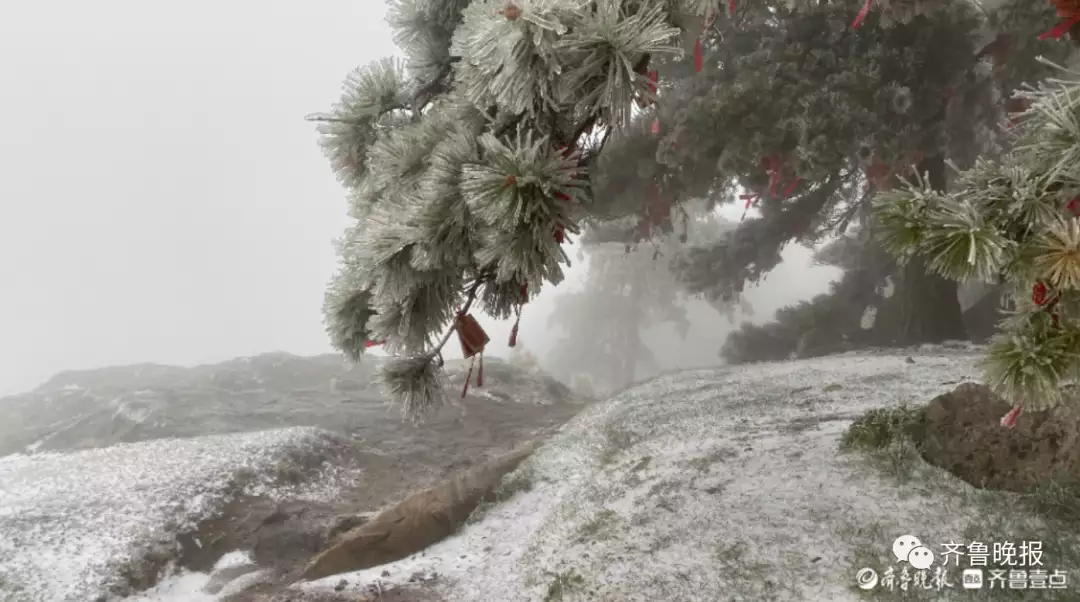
546 206 743 393
720 230 899 363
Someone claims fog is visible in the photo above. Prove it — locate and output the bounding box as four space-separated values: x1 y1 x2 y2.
0 1 839 397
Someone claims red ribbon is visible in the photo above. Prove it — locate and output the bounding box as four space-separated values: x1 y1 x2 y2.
1032 281 1062 327
508 315 520 347
1000 405 1021 428
1039 14 1080 40
1066 196 1080 216
1033 281 1051 306
364 340 385 348
851 0 873 28
739 193 758 221
783 176 800 198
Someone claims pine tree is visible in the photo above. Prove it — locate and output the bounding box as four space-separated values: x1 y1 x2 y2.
719 229 899 363
312 0 719 417
874 59 1080 424
312 0 1075 418
590 0 1074 344
546 206 739 393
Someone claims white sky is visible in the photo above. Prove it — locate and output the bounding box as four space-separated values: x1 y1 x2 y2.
0 1 837 396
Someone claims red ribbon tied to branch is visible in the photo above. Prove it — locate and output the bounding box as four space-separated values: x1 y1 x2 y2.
1040 0 1080 39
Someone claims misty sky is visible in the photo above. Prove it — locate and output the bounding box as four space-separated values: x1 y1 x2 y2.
0 1 838 396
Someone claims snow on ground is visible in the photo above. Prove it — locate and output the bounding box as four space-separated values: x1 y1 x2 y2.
301 346 1075 601
0 426 354 602
125 549 270 602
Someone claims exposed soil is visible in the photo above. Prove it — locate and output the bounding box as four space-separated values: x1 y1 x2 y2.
914 381 1080 492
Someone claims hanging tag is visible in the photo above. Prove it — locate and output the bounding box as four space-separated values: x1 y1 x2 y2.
456 313 490 358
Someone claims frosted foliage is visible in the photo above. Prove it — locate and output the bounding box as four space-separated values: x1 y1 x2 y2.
645 0 1074 308
314 58 411 190
874 66 1080 411
314 0 1075 415
313 0 715 414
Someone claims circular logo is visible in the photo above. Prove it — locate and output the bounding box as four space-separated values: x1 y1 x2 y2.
855 567 879 590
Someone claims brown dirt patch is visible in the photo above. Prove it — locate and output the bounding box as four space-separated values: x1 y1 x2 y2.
300 442 537 581
914 382 1080 492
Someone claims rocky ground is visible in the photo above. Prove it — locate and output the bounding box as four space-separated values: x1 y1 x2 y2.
0 354 589 601
10 345 1080 601
296 345 1080 601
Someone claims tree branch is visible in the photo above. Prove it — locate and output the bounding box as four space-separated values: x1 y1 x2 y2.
305 111 405 125
494 111 527 139
827 184 873 233
412 58 461 118
427 275 487 359
566 53 652 148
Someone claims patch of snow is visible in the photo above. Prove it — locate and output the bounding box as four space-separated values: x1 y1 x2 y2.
860 305 877 330
879 276 895 298
111 396 153 423
125 571 215 602
301 348 1047 601
217 568 272 597
0 427 350 602
213 550 254 571
61 384 82 391
125 552 269 601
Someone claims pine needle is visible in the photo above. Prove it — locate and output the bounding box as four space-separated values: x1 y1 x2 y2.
379 355 448 420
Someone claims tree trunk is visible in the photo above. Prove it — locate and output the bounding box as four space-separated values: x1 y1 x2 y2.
894 154 968 345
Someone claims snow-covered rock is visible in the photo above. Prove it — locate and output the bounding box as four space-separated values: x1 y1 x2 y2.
0 427 351 602
0 353 576 457
299 347 1076 601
